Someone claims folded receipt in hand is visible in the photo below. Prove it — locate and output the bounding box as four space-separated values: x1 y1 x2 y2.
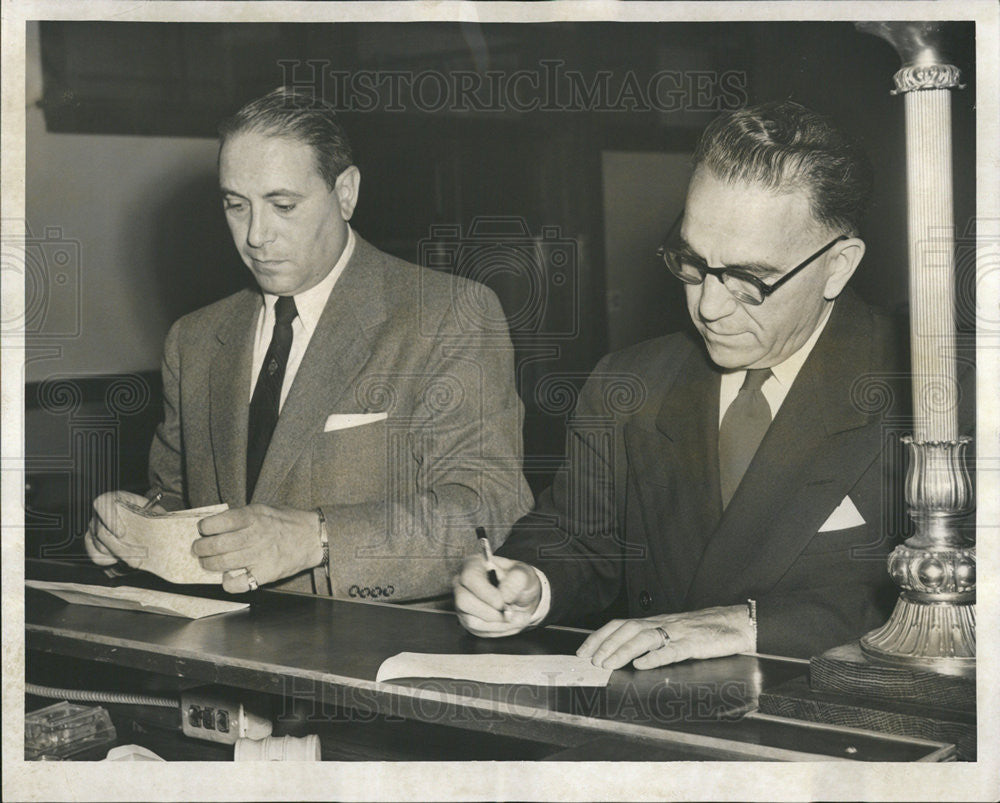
376 652 612 687
109 497 228 584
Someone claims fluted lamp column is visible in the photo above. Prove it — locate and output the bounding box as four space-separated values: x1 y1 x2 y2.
855 22 974 677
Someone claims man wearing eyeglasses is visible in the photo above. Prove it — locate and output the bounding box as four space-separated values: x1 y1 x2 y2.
454 100 946 666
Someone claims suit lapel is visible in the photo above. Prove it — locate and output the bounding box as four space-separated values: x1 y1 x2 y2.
684 291 878 607
209 291 260 506
628 337 722 610
250 236 389 504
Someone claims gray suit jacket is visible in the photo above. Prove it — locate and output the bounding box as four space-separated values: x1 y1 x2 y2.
148 235 532 601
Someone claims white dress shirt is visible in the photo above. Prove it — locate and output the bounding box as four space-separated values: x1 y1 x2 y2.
527 302 836 626
249 227 356 409
718 303 834 424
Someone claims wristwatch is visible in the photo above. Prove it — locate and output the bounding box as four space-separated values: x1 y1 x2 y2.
315 507 330 572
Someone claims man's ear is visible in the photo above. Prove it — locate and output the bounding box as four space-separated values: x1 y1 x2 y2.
823 237 866 300
335 166 361 220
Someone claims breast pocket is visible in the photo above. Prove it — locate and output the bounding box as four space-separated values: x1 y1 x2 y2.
800 524 874 555
310 418 393 504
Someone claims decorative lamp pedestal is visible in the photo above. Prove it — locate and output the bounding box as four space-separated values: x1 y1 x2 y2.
758 439 976 759
861 437 975 676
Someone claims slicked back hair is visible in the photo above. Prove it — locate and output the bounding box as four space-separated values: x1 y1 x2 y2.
218 87 353 190
693 101 874 236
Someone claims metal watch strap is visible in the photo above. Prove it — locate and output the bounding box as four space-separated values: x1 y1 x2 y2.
315 507 329 571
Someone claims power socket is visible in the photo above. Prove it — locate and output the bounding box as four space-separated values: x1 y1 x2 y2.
180 687 272 745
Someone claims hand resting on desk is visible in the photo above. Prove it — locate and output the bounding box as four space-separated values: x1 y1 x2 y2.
577 605 755 670
453 554 541 637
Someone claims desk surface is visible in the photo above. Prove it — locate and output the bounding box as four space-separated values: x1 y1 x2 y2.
24 561 954 762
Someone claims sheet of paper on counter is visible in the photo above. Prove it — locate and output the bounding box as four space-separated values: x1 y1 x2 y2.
108 498 228 584
26 580 249 619
376 652 613 687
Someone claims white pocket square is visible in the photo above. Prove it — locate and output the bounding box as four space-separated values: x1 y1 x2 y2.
323 412 388 432
818 495 866 532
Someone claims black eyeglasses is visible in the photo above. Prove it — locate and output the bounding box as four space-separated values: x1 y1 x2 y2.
657 212 847 306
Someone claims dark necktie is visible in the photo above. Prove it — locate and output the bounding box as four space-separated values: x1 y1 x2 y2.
246 296 298 502
719 368 773 508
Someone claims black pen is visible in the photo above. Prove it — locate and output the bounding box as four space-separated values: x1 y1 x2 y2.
476 527 510 621
140 491 164 513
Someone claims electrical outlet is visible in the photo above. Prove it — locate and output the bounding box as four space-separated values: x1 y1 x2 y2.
180 687 272 745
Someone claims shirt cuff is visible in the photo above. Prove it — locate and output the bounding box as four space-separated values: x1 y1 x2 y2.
526 566 552 626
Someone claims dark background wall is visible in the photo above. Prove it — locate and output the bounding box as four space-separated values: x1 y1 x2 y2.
23 20 977 558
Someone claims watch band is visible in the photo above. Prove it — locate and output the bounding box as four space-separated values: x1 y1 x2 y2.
315 507 329 572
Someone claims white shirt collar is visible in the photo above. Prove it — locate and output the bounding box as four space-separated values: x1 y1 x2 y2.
719 301 835 424
768 300 834 391
260 226 355 336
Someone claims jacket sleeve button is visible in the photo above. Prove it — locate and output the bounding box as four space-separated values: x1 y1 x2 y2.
639 590 652 610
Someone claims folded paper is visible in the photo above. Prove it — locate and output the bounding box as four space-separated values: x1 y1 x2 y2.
376 652 613 687
109 498 228 584
26 580 249 619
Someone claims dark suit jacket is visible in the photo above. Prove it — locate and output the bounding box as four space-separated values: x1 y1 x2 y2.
499 289 959 658
148 235 532 601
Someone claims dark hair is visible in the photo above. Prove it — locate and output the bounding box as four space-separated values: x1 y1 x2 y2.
692 101 873 235
218 87 353 190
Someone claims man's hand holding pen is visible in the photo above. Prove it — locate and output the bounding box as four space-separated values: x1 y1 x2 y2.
453 551 542 638
454 529 756 668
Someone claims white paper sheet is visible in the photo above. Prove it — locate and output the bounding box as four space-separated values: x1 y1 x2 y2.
26 580 249 619
376 652 613 687
109 499 228 584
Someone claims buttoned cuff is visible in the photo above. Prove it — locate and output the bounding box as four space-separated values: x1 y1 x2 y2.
526 566 552 626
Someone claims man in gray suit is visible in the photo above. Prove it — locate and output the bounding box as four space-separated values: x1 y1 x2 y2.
86 88 531 601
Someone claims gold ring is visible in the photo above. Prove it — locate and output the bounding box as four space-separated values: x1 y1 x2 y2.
245 569 259 592
654 625 670 649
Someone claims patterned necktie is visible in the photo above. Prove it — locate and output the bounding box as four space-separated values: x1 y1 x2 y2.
719 368 773 508
246 296 298 502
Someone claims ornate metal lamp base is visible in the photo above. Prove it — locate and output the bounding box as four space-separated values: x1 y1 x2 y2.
861 594 975 677
860 437 975 677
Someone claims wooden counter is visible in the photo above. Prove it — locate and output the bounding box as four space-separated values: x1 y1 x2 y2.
24 561 956 762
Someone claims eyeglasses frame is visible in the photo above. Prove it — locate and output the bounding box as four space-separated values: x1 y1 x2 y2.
657 212 848 305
